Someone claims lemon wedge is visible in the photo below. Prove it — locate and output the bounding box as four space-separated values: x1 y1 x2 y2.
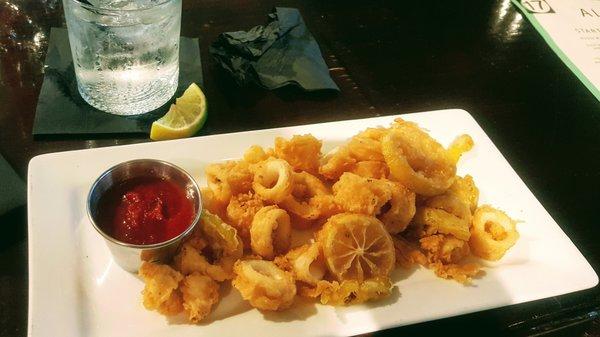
150 83 207 140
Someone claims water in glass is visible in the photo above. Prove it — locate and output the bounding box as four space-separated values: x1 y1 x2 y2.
63 0 181 115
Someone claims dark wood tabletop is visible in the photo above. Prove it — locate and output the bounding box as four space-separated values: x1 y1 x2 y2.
1 0 599 336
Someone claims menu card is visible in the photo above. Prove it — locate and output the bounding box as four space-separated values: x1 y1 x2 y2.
513 0 600 101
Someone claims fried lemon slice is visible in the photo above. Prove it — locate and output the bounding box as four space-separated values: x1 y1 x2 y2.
317 213 395 282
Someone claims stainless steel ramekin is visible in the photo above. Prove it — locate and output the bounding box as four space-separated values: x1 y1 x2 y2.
86 159 202 273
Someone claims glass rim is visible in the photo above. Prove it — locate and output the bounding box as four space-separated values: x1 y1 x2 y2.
68 0 176 13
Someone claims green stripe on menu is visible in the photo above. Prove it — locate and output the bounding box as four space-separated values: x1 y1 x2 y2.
511 0 600 102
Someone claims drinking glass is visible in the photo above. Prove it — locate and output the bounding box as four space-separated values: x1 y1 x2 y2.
63 0 182 115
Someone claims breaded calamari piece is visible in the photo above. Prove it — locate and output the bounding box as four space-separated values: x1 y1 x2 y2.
225 191 264 247
274 134 322 175
180 272 220 323
332 172 392 215
172 243 232 281
139 262 183 311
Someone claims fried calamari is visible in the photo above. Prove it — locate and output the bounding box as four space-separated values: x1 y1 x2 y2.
469 205 519 261
274 134 322 175
382 119 456 196
332 172 392 216
137 118 519 324
232 259 296 311
250 206 292 259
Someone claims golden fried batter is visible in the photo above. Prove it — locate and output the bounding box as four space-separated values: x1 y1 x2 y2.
158 290 184 316
139 262 183 311
319 146 357 181
226 192 264 247
412 207 471 241
280 171 334 222
282 243 325 285
232 260 296 311
378 181 416 234
447 175 479 213
251 158 294 203
419 234 470 264
309 194 342 219
243 145 269 164
355 127 388 141
347 136 384 162
300 278 392 305
332 172 392 215
180 272 220 323
349 160 389 179
428 262 481 284
274 134 322 175
382 119 456 196
392 236 427 269
172 243 232 281
201 187 227 218
250 206 291 259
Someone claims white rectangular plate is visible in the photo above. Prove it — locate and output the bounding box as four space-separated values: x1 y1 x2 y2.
28 109 598 337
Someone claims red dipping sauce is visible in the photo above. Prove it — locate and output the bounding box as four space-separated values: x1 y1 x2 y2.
96 176 195 245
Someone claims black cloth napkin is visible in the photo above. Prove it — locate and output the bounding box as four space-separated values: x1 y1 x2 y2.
0 155 25 215
210 7 339 91
32 28 204 137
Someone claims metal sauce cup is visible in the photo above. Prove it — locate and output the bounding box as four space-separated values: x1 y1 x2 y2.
87 159 202 272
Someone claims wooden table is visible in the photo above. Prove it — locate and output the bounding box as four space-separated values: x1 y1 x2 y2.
1 0 599 336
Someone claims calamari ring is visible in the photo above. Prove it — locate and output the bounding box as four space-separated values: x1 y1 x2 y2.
378 181 416 234
250 206 292 259
285 243 326 286
469 205 519 261
232 259 297 311
381 121 456 196
280 171 330 221
252 158 293 203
